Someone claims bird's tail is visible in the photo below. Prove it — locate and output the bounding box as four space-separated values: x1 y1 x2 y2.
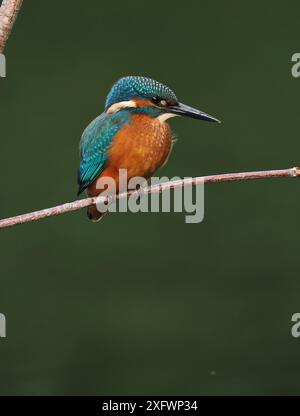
87 205 107 222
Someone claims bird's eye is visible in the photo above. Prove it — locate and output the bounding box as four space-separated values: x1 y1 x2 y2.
152 97 161 105
152 97 167 106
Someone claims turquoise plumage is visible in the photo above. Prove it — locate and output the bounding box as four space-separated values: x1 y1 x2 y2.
105 76 178 110
78 111 132 195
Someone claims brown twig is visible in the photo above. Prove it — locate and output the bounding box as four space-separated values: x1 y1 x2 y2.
0 0 23 53
0 167 299 229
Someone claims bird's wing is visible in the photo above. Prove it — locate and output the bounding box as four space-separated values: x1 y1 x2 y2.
77 112 124 195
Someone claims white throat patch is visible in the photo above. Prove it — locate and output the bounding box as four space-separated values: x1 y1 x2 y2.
157 113 178 123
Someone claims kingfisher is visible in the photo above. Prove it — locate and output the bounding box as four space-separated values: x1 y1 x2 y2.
77 76 220 221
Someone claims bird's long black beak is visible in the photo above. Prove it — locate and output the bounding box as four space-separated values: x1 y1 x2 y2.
166 102 221 123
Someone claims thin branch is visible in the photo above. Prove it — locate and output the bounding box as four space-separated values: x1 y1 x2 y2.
0 167 299 229
0 0 23 53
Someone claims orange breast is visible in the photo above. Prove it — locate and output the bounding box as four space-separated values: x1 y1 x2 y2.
109 114 172 178
88 114 172 197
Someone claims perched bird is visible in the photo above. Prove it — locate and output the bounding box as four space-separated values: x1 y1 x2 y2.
77 76 220 221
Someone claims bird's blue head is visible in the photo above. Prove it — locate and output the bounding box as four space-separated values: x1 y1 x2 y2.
104 76 220 123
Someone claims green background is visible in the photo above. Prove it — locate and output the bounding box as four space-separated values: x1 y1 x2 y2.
0 0 300 395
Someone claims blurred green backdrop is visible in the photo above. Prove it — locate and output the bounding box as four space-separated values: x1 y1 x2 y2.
0 0 300 396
